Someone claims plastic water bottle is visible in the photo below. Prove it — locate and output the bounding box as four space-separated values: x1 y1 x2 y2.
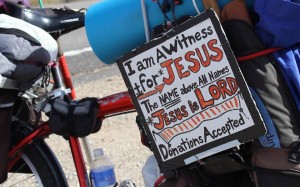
90 148 116 187
142 155 160 187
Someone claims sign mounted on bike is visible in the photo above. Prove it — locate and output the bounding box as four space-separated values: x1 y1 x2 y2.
117 9 266 172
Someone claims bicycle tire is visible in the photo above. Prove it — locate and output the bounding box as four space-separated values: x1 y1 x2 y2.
5 121 68 187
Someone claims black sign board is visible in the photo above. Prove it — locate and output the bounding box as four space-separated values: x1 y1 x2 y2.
117 9 266 172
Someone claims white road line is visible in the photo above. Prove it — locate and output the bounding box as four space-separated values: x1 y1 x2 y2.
64 47 93 57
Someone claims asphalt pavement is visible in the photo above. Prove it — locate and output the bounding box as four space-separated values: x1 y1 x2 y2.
47 0 121 85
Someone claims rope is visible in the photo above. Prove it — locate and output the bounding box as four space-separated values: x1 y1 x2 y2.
236 48 282 62
38 0 44 8
192 0 201 14
141 0 150 42
154 175 166 187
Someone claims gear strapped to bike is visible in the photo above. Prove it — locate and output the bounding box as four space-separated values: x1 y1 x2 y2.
2 0 300 186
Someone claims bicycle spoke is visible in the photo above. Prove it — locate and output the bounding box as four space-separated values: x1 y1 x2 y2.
5 174 36 187
1 161 35 187
2 154 42 187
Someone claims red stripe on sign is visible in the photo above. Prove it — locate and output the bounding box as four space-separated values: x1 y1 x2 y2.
167 129 173 137
229 100 234 108
221 104 227 111
162 133 169 141
225 102 231 109
191 117 198 125
187 121 194 128
183 123 189 130
210 108 217 115
205 111 211 118
163 131 170 140
200 112 206 120
173 126 178 133
178 125 184 132
234 96 239 107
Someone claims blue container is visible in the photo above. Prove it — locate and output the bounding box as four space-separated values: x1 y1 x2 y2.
85 0 253 64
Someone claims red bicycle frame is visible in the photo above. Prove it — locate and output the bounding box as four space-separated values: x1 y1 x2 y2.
7 52 135 187
59 53 135 186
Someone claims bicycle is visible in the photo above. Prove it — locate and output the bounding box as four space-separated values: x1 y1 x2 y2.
2 0 299 187
0 1 141 186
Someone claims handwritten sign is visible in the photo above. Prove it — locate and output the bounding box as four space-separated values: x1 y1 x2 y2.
117 10 266 172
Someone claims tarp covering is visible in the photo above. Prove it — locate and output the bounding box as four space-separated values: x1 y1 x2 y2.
254 0 300 112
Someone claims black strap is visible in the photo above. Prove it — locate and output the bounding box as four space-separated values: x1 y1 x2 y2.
66 100 76 136
0 28 41 45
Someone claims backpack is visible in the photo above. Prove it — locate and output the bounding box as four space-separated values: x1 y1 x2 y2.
0 13 57 91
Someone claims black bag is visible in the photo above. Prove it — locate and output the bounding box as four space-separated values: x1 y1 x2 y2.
49 97 102 137
0 89 18 183
159 149 254 187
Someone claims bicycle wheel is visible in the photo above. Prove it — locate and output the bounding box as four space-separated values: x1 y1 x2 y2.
3 121 68 187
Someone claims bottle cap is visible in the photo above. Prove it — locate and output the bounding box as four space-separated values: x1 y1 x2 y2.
93 148 104 157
